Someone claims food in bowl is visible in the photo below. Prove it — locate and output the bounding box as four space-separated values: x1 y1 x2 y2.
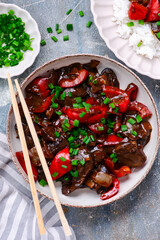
113 0 160 59
15 60 152 200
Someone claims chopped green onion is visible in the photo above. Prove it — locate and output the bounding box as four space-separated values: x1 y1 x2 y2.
56 111 62 116
83 136 89 143
157 32 160 39
51 36 58 42
98 126 104 131
48 83 54 89
73 103 79 108
55 131 60 138
63 35 69 41
68 92 72 97
39 179 47 187
112 158 118 163
128 118 136 125
157 21 160 26
80 130 87 136
73 149 79 156
71 160 79 166
110 103 115 109
56 24 59 31
85 138 90 145
70 170 78 177
79 11 84 17
73 120 79 127
80 159 85 166
8 9 15 15
107 128 113 134
52 103 58 108
158 13 160 17
127 22 134 27
82 102 91 112
75 97 82 103
79 111 86 118
52 172 59 177
101 92 106 96
110 153 117 159
34 116 39 124
117 134 122 138
47 27 53 33
66 9 72 15
57 29 62 34
64 177 69 181
93 80 97 84
138 20 144 25
121 125 127 131
61 165 67 169
136 115 142 123
69 148 73 154
90 135 95 141
41 40 46 46
89 76 93 82
59 157 66 162
101 118 106 124
67 24 73 31
60 92 66 100
131 130 138 137
114 107 119 113
103 97 110 105
137 41 142 47
86 21 92 28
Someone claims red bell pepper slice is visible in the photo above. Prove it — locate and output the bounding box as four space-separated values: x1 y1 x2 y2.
86 97 99 105
100 178 119 200
98 134 123 147
127 101 152 119
41 90 51 99
103 86 129 113
33 94 55 113
32 77 50 93
49 148 71 180
87 106 108 124
63 107 89 123
125 83 138 101
15 151 38 182
105 157 132 178
88 123 108 135
128 2 148 20
145 0 160 22
59 69 89 88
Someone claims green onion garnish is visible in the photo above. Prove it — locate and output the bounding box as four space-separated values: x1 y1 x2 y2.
101 118 106 124
79 111 86 118
52 172 59 177
101 92 106 96
157 32 160 39
110 153 117 159
158 13 160 17
47 27 53 33
55 131 60 138
73 149 79 156
121 125 127 131
67 24 73 31
70 170 78 177
89 76 93 82
71 160 79 166
103 97 111 105
75 97 82 103
68 136 74 144
137 41 142 47
114 107 119 113
86 21 92 28
117 134 122 138
64 177 69 181
52 103 58 108
90 135 95 141
59 157 66 162
68 92 72 97
51 36 58 42
73 103 79 108
112 158 118 163
8 9 15 15
41 40 46 46
56 111 62 116
79 11 84 17
136 115 142 123
34 116 39 124
66 9 72 15
61 165 67 169
57 29 62 34
98 126 104 131
157 21 160 26
138 20 144 25
107 128 113 134
83 136 89 143
93 80 97 84
56 24 59 31
73 120 79 127
85 138 90 145
127 22 134 27
69 148 73 154
110 103 115 109
63 35 69 41
80 159 85 166
131 130 138 136
60 92 66 100
128 118 136 125
48 83 54 89
39 179 47 187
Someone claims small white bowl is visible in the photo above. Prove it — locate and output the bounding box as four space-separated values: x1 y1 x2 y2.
0 3 41 79
7 54 160 208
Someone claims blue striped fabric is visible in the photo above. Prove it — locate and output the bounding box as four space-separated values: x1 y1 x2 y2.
0 132 76 240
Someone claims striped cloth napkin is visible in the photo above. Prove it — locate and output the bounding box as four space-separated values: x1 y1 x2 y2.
0 132 76 240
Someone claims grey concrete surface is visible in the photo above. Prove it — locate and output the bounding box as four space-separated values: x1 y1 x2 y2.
0 0 160 239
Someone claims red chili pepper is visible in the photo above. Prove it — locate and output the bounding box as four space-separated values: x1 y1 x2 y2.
88 122 108 135
32 77 50 93
41 90 51 99
145 0 160 22
100 178 119 200
98 134 123 147
128 2 148 20
86 97 99 105
125 83 138 101
15 151 38 182
33 94 55 113
103 86 129 113
59 69 89 88
63 106 108 124
105 158 132 178
49 148 71 180
127 101 152 119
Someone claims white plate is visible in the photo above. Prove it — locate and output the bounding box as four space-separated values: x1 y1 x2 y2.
7 54 159 207
91 0 160 79
0 3 41 79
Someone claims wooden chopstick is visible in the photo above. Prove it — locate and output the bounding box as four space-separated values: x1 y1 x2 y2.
7 73 45 235
14 79 72 237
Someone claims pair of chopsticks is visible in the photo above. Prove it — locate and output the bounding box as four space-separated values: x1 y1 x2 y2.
7 73 72 237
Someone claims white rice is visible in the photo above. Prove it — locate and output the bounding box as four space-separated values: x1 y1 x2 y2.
113 0 160 59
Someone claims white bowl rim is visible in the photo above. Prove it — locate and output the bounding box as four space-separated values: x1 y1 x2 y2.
6 53 160 208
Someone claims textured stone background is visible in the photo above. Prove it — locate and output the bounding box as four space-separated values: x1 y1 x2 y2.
0 0 160 239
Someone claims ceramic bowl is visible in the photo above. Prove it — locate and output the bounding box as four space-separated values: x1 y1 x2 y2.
7 54 160 207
